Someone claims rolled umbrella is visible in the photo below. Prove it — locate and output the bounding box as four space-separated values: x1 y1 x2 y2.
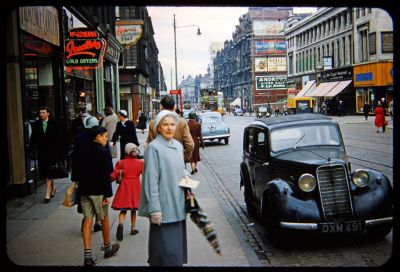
185 189 222 255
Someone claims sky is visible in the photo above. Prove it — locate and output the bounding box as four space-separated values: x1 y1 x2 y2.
147 6 317 91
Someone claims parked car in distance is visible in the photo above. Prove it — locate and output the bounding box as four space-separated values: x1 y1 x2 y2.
182 109 191 119
256 106 270 118
198 111 230 145
234 108 244 116
240 114 393 244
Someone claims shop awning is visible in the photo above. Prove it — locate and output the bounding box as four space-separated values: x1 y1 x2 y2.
324 80 352 98
230 98 241 106
308 82 339 97
296 80 316 97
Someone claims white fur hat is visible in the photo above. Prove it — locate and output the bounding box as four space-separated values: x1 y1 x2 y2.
154 110 179 134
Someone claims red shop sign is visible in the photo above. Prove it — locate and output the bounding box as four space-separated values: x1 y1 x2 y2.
65 28 106 69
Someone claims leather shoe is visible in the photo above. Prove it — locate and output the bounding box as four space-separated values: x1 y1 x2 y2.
44 198 50 203
50 189 56 198
104 243 120 258
116 223 123 241
84 257 96 267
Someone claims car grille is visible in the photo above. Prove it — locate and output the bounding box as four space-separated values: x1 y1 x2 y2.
316 164 353 221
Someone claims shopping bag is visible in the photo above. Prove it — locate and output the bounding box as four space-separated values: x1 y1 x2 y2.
50 162 68 179
63 182 79 207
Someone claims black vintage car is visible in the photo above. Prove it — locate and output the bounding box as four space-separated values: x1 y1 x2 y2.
240 114 393 241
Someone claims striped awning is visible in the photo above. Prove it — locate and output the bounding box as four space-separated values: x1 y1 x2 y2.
324 80 352 98
296 80 316 97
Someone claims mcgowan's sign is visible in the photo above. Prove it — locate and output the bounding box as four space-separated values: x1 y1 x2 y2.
65 28 106 69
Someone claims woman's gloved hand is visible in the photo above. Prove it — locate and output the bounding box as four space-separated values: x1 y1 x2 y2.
150 212 162 225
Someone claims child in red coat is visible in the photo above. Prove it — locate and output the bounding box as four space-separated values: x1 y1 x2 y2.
111 143 143 241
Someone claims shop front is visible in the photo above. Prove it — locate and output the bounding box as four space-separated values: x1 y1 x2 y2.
7 6 64 197
353 61 393 114
306 67 354 115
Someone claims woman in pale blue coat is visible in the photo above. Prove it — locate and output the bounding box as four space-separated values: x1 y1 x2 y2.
138 110 190 266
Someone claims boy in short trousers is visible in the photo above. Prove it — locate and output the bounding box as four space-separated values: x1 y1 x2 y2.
75 126 119 266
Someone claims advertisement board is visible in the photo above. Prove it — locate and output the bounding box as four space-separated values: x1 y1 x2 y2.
267 57 287 72
255 39 286 54
255 57 286 72
253 20 285 36
256 75 287 90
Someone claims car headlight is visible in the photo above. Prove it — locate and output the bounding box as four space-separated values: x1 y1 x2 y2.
352 169 369 187
298 173 316 192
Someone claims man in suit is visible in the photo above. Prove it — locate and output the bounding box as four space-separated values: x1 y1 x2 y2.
110 109 139 160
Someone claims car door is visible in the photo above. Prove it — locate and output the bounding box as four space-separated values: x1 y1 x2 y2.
248 128 269 202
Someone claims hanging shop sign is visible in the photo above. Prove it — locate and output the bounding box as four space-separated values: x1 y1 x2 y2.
116 20 144 49
256 75 287 90
64 28 107 69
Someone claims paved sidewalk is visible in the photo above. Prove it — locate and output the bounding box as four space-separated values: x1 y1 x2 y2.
6 129 255 268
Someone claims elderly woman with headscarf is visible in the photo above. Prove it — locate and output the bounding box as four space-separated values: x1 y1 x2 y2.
138 110 190 267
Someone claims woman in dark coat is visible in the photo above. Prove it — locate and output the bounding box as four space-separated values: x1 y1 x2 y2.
110 110 140 159
30 107 64 203
137 112 147 134
187 112 203 175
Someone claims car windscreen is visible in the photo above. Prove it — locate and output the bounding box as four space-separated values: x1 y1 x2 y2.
270 124 341 152
201 115 223 123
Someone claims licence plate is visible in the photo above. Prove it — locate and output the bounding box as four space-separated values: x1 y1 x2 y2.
318 221 365 233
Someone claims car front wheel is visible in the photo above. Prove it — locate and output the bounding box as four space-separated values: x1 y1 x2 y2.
224 137 229 145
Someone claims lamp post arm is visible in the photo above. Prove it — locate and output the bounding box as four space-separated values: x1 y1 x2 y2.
176 24 200 29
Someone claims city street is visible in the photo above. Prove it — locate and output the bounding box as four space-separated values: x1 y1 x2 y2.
6 114 394 268
200 113 394 266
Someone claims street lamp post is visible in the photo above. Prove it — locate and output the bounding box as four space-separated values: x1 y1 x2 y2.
173 14 201 109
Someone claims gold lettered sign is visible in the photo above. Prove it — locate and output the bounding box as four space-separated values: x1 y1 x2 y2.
116 20 144 49
64 28 107 69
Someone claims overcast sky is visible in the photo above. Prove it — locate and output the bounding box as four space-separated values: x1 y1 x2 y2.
147 6 317 90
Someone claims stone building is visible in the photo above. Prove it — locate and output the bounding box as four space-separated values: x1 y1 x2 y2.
116 6 161 122
214 7 293 111
286 7 393 114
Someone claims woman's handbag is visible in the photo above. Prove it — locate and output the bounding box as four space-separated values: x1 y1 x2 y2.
116 160 123 184
63 181 79 207
50 161 68 179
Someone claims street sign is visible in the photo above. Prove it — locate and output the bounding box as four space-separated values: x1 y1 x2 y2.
169 89 181 95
